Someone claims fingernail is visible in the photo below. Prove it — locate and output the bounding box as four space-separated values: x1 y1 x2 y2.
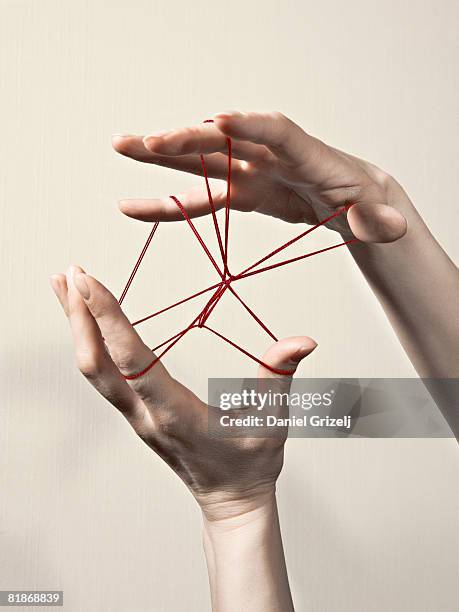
214 111 243 120
66 265 77 289
294 342 318 362
74 272 90 299
144 130 171 140
143 134 171 151
112 133 134 138
66 265 85 290
49 275 61 298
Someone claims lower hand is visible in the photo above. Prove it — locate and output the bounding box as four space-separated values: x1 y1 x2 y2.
50 266 316 520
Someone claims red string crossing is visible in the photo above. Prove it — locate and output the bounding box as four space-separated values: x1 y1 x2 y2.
118 120 358 379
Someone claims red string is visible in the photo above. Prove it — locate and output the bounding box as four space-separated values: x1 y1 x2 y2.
198 283 228 326
132 281 221 327
201 117 227 273
124 315 200 380
201 325 294 376
239 206 352 277
235 239 359 280
170 195 224 279
118 120 359 379
200 154 225 266
224 137 232 271
118 222 159 306
152 327 193 352
226 286 278 342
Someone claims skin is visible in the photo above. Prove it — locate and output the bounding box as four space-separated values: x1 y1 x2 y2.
112 110 459 434
51 110 459 610
50 265 315 611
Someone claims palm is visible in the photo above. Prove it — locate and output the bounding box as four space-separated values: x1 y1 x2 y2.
136 383 285 505
52 264 310 517
220 152 365 234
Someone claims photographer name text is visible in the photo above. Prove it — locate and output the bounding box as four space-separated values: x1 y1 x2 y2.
219 415 351 429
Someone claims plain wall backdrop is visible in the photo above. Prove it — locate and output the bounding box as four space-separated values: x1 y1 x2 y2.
1 1 458 610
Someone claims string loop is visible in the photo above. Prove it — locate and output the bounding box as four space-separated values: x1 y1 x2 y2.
118 119 358 379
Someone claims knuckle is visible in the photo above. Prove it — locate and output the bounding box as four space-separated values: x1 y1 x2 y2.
240 436 280 453
270 111 293 135
88 296 112 320
239 437 261 452
269 110 287 123
76 350 105 379
373 169 393 192
157 411 181 433
112 342 153 377
181 127 201 151
263 111 291 147
113 350 142 375
359 159 394 191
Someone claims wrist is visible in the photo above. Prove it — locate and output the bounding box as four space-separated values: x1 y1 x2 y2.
197 484 277 523
202 491 294 612
202 494 278 567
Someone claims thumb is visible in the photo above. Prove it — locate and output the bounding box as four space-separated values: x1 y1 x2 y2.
258 336 318 380
347 202 407 243
256 337 317 418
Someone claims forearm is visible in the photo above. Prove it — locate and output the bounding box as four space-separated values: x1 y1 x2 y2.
346 180 459 430
202 492 294 612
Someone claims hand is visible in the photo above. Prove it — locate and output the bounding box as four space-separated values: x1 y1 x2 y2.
50 266 317 520
112 112 459 433
113 110 408 243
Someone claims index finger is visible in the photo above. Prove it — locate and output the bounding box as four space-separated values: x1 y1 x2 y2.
72 270 178 401
142 122 270 162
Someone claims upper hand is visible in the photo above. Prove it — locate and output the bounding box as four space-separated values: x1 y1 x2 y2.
113 110 408 243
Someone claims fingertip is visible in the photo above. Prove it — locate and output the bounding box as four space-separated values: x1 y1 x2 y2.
112 134 134 153
260 335 317 378
50 273 69 315
74 272 91 300
49 274 63 297
393 210 408 240
118 198 160 222
118 199 131 215
65 265 76 288
66 265 85 289
50 272 64 285
292 338 318 363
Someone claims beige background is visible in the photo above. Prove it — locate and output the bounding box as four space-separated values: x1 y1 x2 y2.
1 1 458 610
